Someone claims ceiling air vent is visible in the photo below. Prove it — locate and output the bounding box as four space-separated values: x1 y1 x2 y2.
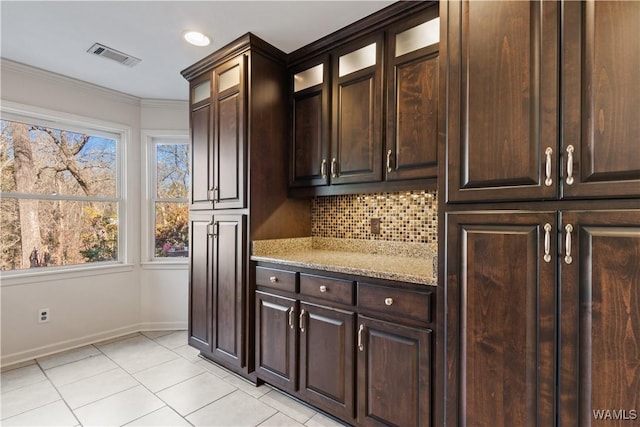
87 43 141 67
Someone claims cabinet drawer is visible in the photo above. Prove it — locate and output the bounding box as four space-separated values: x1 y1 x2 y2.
300 274 354 305
357 283 432 324
256 266 297 293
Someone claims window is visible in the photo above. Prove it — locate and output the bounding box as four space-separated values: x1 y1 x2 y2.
0 116 122 271
148 135 189 261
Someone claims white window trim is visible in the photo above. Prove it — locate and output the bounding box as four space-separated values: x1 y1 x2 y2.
0 100 130 282
141 129 189 267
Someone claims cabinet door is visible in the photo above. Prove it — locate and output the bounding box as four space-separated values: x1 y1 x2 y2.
561 1 640 199
290 57 330 187
386 8 439 181
357 315 431 427
445 211 557 426
188 212 213 352
446 1 559 202
211 215 246 368
212 56 246 209
299 302 355 419
559 210 640 426
331 34 383 185
190 75 213 210
255 291 297 392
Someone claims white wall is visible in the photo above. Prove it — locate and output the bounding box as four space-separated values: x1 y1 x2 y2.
0 60 189 366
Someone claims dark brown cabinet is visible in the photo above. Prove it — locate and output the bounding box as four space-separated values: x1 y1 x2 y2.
559 210 640 426
385 8 440 181
445 209 640 426
445 0 559 203
331 33 384 185
212 56 246 210
288 2 440 193
188 213 213 352
209 215 246 369
183 34 310 379
561 1 640 199
290 56 330 187
299 302 355 419
189 76 213 211
255 291 297 392
357 316 431 427
445 0 640 203
188 213 246 371
445 211 557 426
254 263 435 426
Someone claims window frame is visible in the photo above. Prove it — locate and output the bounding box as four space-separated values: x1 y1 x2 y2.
0 101 130 281
141 130 190 267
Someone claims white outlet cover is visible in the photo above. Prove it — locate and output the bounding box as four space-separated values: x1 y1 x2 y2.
38 308 50 323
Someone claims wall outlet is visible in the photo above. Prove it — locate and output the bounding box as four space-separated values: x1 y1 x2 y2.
38 308 50 323
370 217 381 235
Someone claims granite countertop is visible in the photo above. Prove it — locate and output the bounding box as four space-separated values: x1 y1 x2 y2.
251 237 437 286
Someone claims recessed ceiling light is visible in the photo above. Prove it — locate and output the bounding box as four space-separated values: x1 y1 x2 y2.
183 31 210 47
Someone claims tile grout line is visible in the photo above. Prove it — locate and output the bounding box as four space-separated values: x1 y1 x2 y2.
35 357 83 426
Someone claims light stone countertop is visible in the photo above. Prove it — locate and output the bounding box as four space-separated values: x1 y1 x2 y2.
251 237 437 286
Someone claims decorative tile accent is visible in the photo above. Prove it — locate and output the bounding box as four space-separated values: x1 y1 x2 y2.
311 190 438 243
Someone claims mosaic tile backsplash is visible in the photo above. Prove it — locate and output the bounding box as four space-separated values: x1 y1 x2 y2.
311 190 438 243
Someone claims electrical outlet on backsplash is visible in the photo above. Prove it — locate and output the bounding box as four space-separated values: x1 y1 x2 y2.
311 190 438 243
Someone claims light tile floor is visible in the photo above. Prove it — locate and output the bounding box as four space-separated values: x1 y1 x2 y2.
0 331 348 427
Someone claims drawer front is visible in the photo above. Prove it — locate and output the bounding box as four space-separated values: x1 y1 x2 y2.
300 274 355 305
256 266 297 293
357 283 432 323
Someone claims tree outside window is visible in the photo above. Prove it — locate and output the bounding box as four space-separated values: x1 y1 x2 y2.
152 139 189 259
0 118 120 271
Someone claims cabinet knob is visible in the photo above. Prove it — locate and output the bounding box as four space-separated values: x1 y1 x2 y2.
385 298 393 306
269 276 278 283
319 285 327 293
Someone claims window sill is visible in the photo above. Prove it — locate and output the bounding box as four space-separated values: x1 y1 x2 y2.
0 263 135 287
140 261 188 270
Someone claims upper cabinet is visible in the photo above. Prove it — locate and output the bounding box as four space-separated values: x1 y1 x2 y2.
190 74 213 210
331 34 384 185
386 9 440 181
189 56 246 210
561 1 640 199
290 56 330 187
212 56 246 210
446 0 640 203
288 2 440 194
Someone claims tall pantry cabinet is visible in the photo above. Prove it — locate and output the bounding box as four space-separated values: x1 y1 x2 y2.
182 34 310 379
440 1 640 426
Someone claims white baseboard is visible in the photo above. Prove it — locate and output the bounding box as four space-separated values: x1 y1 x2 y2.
0 322 188 368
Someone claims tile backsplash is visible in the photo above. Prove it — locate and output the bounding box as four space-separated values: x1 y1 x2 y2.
311 190 438 243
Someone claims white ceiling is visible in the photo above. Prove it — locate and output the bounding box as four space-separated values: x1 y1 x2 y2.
1 1 394 101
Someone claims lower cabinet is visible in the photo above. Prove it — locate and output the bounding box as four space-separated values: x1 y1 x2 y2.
189 212 246 371
254 264 435 426
445 209 640 426
356 316 431 427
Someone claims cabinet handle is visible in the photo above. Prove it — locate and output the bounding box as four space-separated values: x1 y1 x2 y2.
566 145 575 185
564 224 573 264
299 309 306 332
321 159 327 179
288 307 294 329
544 147 553 186
358 324 365 351
206 218 215 237
543 223 552 263
269 276 278 283
384 297 394 306
207 187 215 201
319 285 327 293
386 149 393 173
331 158 338 178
